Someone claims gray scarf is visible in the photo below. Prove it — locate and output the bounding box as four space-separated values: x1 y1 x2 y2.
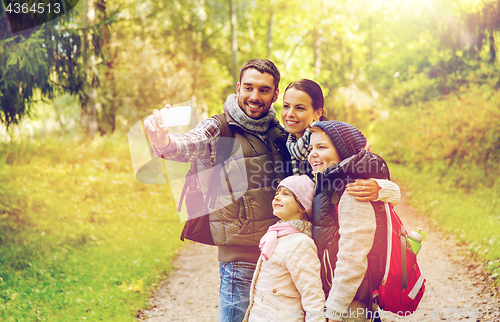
224 94 277 134
286 128 312 176
278 219 312 238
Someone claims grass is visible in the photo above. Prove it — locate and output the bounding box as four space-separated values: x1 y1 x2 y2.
0 133 184 321
388 162 500 287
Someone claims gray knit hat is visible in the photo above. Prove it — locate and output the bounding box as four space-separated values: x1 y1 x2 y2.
312 121 367 160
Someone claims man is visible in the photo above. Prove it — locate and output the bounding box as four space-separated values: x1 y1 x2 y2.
144 59 291 322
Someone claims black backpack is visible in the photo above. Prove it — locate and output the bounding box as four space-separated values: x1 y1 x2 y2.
178 113 235 245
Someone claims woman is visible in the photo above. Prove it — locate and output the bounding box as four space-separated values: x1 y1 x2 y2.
281 79 399 203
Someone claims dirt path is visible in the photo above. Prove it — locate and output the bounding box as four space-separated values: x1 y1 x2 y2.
137 187 500 322
136 243 219 321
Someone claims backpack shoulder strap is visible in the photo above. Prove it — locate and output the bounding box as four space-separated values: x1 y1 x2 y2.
207 113 237 207
212 113 235 164
177 113 234 213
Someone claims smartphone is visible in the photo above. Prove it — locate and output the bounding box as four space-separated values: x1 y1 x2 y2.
159 106 192 128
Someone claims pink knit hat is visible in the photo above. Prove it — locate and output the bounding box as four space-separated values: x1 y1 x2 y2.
277 175 315 218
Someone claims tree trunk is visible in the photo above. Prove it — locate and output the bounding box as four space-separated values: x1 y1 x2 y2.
96 0 116 135
489 30 496 64
440 60 448 95
267 6 274 59
191 40 199 105
229 0 238 89
339 35 345 85
368 15 373 62
313 26 322 77
245 12 255 43
81 0 98 138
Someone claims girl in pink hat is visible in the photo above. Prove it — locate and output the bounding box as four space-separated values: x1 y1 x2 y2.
243 175 326 322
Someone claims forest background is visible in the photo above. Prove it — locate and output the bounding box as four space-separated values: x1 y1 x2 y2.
1 0 500 320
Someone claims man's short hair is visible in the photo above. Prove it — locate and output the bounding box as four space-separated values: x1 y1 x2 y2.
239 59 280 91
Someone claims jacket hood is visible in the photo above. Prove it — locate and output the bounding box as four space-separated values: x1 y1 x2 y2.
316 148 390 183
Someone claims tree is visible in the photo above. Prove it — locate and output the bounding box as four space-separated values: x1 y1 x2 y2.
229 0 238 88
0 1 114 131
0 23 84 128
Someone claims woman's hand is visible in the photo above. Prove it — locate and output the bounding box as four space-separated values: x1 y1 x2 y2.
363 141 372 152
345 178 381 202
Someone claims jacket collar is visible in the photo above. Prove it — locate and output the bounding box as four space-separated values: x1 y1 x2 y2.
315 148 389 186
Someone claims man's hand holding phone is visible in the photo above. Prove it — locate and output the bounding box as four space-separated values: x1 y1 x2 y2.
144 105 192 150
144 106 171 150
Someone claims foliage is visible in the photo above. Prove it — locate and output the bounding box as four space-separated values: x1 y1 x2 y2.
100 0 233 124
0 133 183 320
375 0 500 107
3 0 500 133
373 86 500 190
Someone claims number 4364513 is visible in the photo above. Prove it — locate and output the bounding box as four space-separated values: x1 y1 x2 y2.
6 2 61 14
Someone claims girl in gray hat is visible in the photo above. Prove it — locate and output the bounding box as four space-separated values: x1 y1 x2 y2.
308 121 390 322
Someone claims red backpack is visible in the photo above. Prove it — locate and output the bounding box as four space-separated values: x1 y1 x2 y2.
373 203 426 315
